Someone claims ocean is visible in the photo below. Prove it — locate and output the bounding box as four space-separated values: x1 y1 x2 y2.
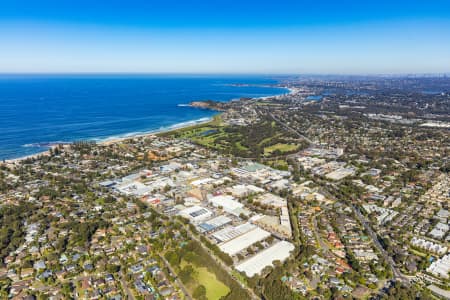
0 74 288 160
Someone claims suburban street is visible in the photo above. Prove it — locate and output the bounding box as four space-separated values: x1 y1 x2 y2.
263 109 315 145
119 270 135 300
160 254 193 300
351 205 408 283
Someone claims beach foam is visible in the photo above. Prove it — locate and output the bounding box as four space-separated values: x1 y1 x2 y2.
0 75 287 160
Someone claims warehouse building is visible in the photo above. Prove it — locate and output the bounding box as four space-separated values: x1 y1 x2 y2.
212 223 256 243
178 205 212 223
219 227 270 256
236 241 295 277
198 215 232 233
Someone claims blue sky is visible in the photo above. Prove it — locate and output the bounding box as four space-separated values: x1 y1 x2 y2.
0 0 449 74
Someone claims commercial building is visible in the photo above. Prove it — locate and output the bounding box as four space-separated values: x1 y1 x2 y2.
236 241 295 277
219 227 270 256
212 223 256 243
429 222 449 240
326 167 356 181
427 254 450 279
178 206 212 223
256 193 286 208
226 184 265 198
208 194 249 216
411 237 448 255
198 215 232 233
115 181 152 197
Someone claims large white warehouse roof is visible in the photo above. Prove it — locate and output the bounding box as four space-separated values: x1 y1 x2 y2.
219 227 270 256
212 223 256 243
236 241 295 277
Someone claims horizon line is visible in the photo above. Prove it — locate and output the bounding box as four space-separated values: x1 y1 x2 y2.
0 72 449 77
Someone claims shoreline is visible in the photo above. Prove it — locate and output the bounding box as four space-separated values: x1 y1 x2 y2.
3 150 52 164
99 116 215 145
2 85 294 164
3 117 216 164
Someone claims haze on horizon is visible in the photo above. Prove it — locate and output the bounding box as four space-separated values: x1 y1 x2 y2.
1 0 450 75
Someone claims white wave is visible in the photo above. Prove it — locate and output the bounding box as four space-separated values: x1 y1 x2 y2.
22 141 71 148
94 117 213 143
167 117 211 129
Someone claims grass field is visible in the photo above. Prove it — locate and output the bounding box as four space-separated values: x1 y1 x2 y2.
158 115 223 138
267 159 289 170
264 143 299 155
181 260 230 300
231 270 248 286
235 141 248 150
195 265 230 299
408 248 427 258
258 133 282 146
160 114 305 159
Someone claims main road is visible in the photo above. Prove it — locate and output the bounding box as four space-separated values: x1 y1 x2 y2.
258 104 411 285
160 254 193 300
258 107 315 145
351 204 409 283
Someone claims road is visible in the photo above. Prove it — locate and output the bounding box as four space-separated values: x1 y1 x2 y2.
311 211 351 265
119 270 135 300
261 108 315 145
223 107 314 162
160 254 193 300
311 212 329 252
351 205 409 283
258 106 412 286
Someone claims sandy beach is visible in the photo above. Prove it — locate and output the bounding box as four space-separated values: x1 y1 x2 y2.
2 85 294 165
2 117 216 165
4 150 51 164
99 116 215 146
98 86 296 146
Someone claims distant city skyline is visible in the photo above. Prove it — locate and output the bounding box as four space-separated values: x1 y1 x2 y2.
1 0 450 74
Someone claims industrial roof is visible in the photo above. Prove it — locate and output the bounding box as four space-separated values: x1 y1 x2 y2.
236 241 295 277
219 227 270 256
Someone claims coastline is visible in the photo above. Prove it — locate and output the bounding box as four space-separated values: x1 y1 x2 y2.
2 116 217 165
99 116 215 145
4 150 51 164
98 84 294 145
2 85 293 164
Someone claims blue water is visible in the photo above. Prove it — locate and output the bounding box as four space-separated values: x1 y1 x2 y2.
0 75 287 160
306 95 323 101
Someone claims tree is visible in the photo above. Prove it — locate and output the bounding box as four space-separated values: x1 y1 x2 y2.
184 251 197 263
193 284 206 300
106 264 120 274
239 213 249 220
179 265 195 284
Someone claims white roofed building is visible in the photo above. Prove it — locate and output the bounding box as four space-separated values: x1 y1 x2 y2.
429 223 449 240
208 195 245 216
427 254 450 279
198 215 232 233
256 193 286 208
178 205 213 223
226 184 265 198
212 223 256 243
116 181 152 197
236 241 295 277
219 227 271 256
